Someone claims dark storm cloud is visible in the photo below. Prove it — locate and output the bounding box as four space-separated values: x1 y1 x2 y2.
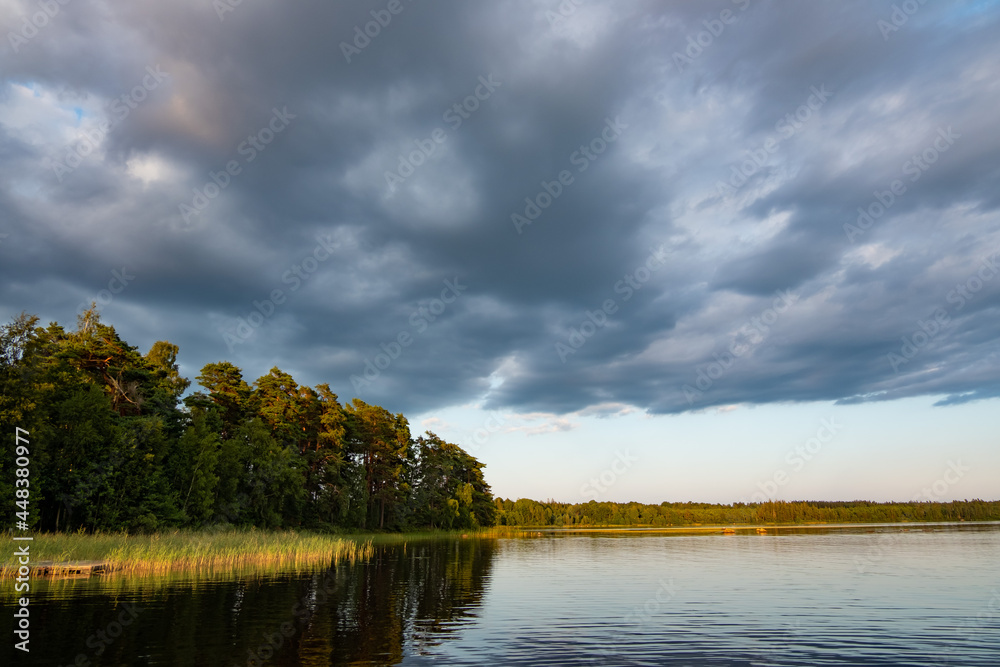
1 0 999 416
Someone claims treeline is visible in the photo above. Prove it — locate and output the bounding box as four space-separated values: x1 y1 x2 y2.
494 498 1000 527
0 310 494 533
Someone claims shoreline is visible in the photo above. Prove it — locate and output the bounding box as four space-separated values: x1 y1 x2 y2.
4 522 995 579
0 527 522 579
529 519 1000 533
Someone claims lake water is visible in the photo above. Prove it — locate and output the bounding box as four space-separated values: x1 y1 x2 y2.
4 523 999 666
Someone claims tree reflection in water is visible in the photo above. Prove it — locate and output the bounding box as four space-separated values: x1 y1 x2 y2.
292 538 496 665
2 538 495 667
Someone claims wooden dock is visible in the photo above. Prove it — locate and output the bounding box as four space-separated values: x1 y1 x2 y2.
31 561 113 577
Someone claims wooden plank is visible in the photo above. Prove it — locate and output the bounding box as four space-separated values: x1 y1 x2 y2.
29 561 112 578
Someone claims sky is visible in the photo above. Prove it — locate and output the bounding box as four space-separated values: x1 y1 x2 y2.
1 0 998 505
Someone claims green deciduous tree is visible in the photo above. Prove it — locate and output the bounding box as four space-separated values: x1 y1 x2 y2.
410 433 495 529
0 311 499 534
171 408 221 525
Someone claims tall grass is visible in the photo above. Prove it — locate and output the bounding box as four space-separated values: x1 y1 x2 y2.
0 525 529 579
472 525 528 538
361 525 528 545
0 529 373 578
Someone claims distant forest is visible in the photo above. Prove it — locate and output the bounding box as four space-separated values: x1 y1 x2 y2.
3 310 996 535
1 309 494 532
495 498 1000 527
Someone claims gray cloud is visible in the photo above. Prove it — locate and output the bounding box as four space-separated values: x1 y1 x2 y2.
2 0 999 416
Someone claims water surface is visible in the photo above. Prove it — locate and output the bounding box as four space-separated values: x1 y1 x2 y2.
4 523 999 666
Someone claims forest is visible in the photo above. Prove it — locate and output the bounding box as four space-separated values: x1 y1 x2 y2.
3 310 996 535
494 497 1000 527
0 309 495 533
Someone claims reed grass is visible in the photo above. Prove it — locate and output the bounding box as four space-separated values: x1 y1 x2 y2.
0 529 374 578
362 525 528 545
0 526 527 579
